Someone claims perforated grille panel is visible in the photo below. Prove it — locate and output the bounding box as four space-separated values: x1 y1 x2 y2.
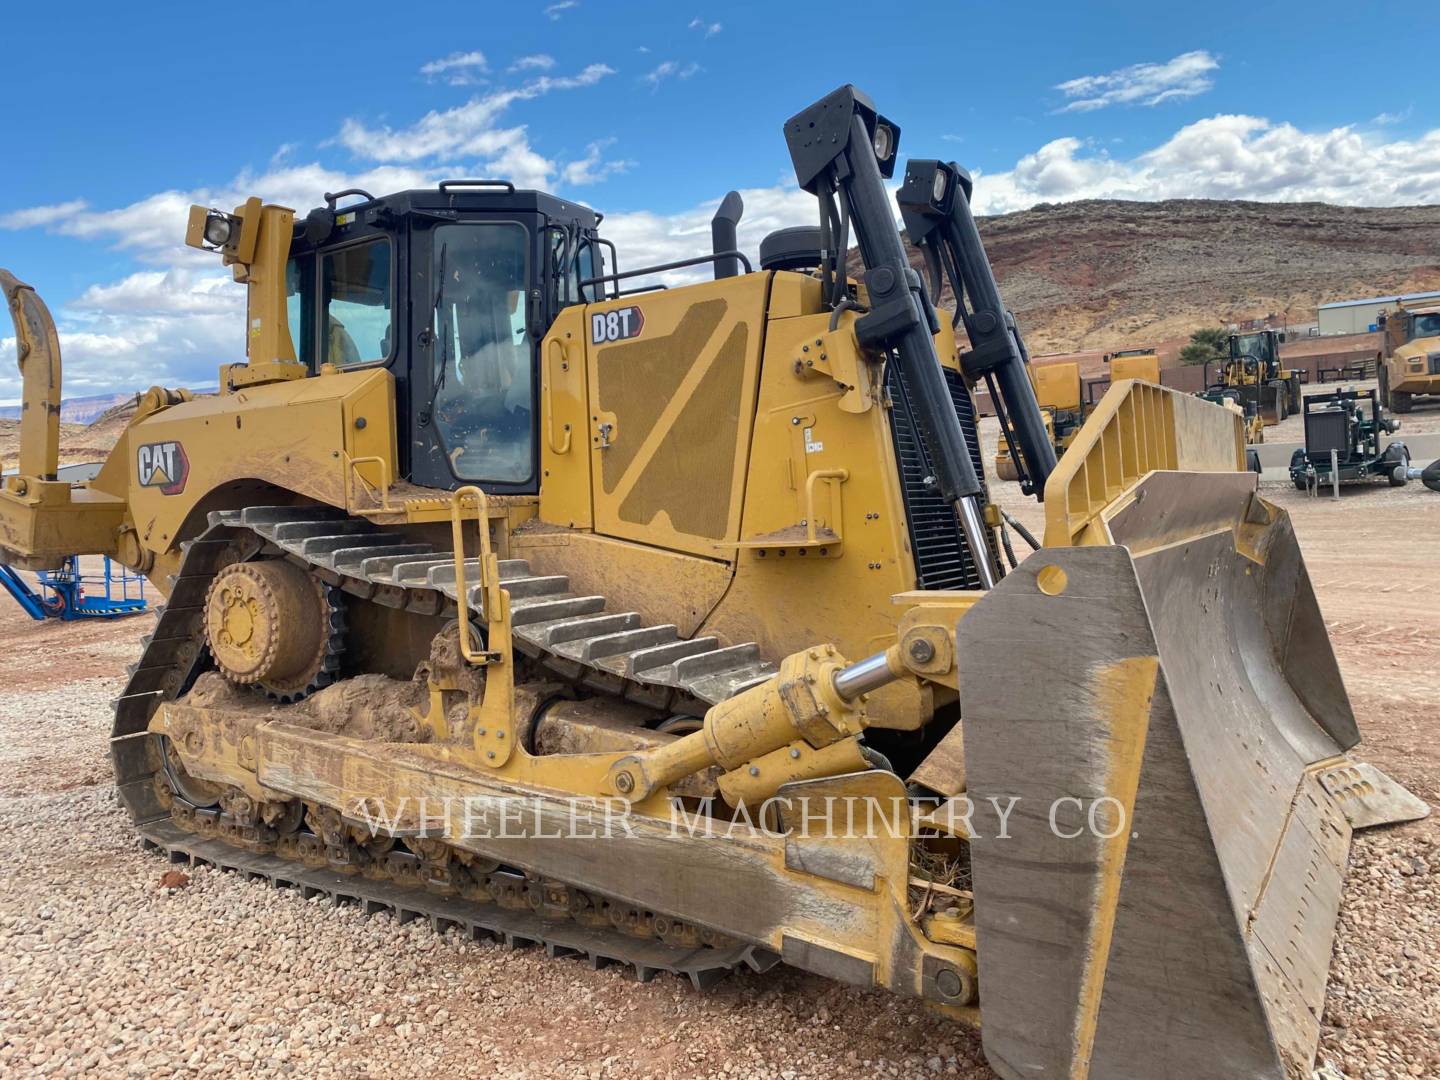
616 323 747 540
597 300 728 493
886 363 995 590
594 298 748 542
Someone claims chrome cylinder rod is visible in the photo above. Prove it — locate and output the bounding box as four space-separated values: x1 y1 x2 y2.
956 496 998 589
833 650 900 701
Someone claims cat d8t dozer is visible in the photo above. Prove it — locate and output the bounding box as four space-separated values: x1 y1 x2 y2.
1 86 1426 1079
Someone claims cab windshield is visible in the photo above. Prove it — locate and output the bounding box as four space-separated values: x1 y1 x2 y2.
430 222 534 485
1231 333 1274 362
1409 313 1440 340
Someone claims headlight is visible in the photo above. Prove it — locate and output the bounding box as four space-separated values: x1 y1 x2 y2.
932 169 948 203
203 213 233 247
872 123 894 163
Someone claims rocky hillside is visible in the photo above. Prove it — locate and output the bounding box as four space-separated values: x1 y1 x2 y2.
899 199 1440 355
0 397 141 474
0 391 139 425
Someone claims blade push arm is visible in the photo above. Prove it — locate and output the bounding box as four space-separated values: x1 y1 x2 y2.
784 86 995 587
898 160 1056 498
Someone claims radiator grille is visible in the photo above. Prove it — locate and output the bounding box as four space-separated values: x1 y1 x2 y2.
1304 409 1350 458
885 362 996 590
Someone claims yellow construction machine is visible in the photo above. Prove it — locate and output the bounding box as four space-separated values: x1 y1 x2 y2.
2 86 1427 1080
995 351 1160 484
1203 329 1304 424
993 361 1080 482
1103 346 1160 383
1378 300 1440 413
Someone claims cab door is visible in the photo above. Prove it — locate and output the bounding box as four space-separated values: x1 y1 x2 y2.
408 218 542 494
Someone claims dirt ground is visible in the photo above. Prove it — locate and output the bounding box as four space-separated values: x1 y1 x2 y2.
1 433 1437 1079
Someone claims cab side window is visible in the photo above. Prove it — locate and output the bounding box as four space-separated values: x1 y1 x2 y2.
284 257 314 367
322 240 393 366
549 233 601 307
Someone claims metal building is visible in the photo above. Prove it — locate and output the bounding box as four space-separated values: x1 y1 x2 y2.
1318 290 1440 335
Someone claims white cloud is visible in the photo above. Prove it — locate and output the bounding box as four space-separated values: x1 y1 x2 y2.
72 268 241 317
641 61 700 91
545 0 577 19
1 63 620 265
560 139 633 186
420 50 489 86
688 16 722 36
0 268 245 404
1 163 445 263
0 199 89 229
508 53 555 73
1055 50 1219 113
596 182 819 288
972 114 1440 214
336 64 615 171
0 65 627 402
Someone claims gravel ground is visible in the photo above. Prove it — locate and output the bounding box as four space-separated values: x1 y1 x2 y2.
1 474 1436 1078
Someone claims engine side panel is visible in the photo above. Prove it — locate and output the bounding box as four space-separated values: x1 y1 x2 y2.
583 273 772 559
120 368 398 562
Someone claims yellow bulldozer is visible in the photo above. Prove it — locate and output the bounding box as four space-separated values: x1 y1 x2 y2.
1 86 1426 1080
995 351 1161 484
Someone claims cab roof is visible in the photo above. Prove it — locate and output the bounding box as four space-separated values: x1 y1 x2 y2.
289 183 601 256
362 185 598 225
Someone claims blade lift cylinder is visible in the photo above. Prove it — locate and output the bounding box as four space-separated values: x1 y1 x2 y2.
783 86 995 586
897 159 1057 498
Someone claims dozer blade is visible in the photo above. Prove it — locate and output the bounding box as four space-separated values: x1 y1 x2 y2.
958 470 1427 1080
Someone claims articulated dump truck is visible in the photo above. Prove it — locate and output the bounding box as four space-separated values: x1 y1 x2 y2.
1 86 1427 1079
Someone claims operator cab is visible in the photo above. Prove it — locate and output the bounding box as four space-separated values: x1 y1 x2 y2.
1229 329 1283 371
1402 308 1440 342
282 181 604 493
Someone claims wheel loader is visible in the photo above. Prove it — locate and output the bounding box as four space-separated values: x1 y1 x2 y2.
1203 329 1304 424
1 85 1428 1080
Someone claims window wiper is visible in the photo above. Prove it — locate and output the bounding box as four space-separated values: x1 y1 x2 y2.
428 242 449 409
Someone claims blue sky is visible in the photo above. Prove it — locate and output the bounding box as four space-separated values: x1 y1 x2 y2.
2 0 1437 403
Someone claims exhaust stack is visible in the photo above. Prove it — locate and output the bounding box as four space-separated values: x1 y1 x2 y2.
711 191 744 279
